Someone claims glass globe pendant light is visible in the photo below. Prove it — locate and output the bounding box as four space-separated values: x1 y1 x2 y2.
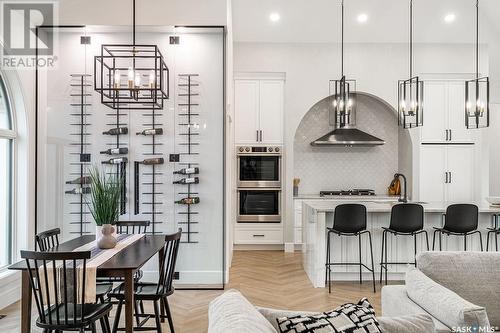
465 0 489 129
398 0 424 129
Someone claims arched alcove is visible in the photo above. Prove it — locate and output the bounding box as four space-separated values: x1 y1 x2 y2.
293 91 412 196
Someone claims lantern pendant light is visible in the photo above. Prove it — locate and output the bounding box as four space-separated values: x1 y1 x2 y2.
94 0 170 110
331 0 357 129
398 0 423 129
465 0 489 129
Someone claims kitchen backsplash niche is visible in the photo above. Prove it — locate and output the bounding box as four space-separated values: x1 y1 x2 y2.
293 93 401 195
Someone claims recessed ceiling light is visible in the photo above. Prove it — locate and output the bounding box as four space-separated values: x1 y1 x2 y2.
357 13 368 23
444 13 456 23
269 12 280 22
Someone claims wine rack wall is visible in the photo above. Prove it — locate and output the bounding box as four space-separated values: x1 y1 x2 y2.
102 93 129 215
136 98 165 234
175 74 200 244
65 74 92 235
38 27 224 287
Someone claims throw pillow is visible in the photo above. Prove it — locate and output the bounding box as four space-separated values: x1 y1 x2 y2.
276 298 381 333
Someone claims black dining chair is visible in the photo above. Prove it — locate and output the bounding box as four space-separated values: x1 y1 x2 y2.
115 220 150 234
486 214 499 251
432 204 483 251
20 250 113 333
380 203 429 285
35 228 113 305
110 229 182 333
325 204 375 293
97 220 151 326
35 228 61 251
97 221 150 283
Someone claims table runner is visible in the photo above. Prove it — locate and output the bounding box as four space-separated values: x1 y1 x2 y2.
38 234 145 304
73 233 145 303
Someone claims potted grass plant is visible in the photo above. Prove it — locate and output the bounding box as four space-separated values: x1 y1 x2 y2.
87 166 121 248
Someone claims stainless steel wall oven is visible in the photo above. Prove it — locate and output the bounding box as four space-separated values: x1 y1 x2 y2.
237 146 282 223
237 146 281 188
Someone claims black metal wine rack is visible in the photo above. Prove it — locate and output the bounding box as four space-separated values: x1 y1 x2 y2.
137 103 164 235
104 89 128 215
67 74 92 235
175 74 200 243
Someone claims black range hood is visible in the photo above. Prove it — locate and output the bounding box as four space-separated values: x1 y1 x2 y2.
311 127 385 146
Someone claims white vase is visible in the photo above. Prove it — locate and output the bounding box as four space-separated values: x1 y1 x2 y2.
95 225 118 243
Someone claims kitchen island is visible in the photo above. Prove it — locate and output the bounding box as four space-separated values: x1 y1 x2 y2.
302 200 500 287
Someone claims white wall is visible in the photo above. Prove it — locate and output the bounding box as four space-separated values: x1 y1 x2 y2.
58 0 227 26
234 41 489 242
0 0 229 308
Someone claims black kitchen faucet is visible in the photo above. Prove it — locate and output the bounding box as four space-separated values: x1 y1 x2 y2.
394 173 408 203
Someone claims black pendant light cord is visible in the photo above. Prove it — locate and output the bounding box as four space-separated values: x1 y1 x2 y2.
476 0 479 80
409 0 413 78
341 0 344 77
133 0 136 46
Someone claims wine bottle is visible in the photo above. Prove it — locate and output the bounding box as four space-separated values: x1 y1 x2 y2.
173 167 199 175
66 176 91 185
102 157 128 164
136 128 163 136
102 127 128 135
65 187 91 194
174 197 200 205
173 177 199 185
100 147 129 155
139 157 164 165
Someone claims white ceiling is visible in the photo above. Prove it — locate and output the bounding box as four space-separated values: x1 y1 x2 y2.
232 0 500 44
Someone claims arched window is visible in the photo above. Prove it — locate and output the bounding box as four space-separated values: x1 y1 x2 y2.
0 74 14 269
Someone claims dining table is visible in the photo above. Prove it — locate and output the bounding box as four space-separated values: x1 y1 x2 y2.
8 234 167 333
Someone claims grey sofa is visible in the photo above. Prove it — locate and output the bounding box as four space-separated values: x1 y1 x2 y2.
208 289 435 333
382 251 500 333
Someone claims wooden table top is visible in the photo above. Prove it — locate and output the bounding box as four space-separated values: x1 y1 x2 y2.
8 234 167 271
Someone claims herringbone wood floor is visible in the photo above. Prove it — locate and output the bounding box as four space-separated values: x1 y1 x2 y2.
0 251 383 332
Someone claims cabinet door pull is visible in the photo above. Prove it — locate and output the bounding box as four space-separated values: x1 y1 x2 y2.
449 130 452 141
252 234 265 237
445 129 449 141
256 130 259 142
260 130 263 142
449 172 452 183
445 172 449 183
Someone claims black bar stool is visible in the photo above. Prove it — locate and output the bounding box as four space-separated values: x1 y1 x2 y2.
486 214 499 251
325 204 375 293
380 203 429 285
432 204 483 251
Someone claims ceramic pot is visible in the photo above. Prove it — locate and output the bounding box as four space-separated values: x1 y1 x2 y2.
96 224 117 249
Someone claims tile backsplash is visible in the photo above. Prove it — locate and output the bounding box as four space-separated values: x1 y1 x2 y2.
294 93 399 195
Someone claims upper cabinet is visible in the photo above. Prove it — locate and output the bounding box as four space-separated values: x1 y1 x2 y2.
235 78 284 144
421 81 472 143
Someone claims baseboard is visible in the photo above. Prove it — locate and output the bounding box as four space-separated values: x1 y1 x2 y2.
233 244 284 251
284 242 294 252
326 271 405 282
142 270 224 286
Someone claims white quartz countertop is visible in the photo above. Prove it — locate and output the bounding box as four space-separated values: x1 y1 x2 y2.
302 199 500 213
294 194 401 200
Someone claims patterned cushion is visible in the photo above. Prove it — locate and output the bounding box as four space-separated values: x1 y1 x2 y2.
276 298 381 333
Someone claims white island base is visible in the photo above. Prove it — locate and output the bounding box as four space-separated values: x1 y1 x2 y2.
301 200 499 288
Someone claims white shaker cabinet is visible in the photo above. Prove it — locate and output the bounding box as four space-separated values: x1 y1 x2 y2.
234 80 260 144
421 81 472 143
234 78 284 144
421 82 447 142
420 145 474 202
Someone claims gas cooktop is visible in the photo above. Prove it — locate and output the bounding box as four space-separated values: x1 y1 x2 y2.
320 189 376 197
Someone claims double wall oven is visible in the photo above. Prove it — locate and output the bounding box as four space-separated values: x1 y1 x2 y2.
237 146 282 223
